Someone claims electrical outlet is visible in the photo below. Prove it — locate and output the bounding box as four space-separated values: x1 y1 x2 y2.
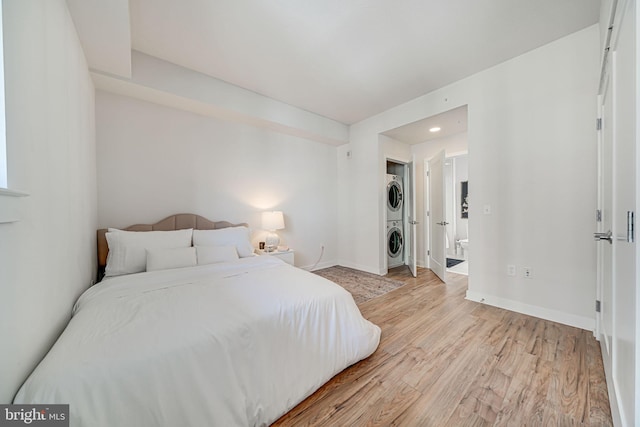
507 265 516 277
523 267 533 279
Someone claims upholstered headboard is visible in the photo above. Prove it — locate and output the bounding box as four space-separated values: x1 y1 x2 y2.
97 213 248 275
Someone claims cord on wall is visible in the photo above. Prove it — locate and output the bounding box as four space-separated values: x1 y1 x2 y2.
307 245 325 271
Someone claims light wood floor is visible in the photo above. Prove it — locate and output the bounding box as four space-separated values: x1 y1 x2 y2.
272 267 613 426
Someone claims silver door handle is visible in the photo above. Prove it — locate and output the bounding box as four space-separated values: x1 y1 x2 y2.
409 220 419 225
436 221 449 226
614 212 635 243
594 230 613 244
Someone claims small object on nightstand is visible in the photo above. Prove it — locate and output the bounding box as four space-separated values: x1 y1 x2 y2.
259 242 265 250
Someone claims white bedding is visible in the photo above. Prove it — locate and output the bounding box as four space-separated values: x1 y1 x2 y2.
14 256 381 426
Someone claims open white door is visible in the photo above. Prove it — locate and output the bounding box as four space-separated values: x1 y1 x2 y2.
595 4 638 421
428 150 446 282
596 64 613 370
611 43 637 425
407 159 417 277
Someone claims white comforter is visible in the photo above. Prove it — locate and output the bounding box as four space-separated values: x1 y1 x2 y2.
14 256 381 426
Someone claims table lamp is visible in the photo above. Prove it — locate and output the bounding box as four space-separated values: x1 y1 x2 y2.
262 211 285 252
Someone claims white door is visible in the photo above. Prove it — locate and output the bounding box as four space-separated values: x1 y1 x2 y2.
596 2 637 422
428 150 446 282
610 8 637 421
596 66 613 366
407 159 417 277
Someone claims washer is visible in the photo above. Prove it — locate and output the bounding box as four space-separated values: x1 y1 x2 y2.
387 220 404 268
386 174 403 221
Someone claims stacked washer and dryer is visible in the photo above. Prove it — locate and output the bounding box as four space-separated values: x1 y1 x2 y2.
386 174 404 268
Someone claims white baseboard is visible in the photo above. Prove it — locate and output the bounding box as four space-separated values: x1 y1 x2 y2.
337 261 381 276
465 290 595 332
301 260 336 272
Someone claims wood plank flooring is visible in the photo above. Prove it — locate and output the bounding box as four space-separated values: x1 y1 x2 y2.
272 267 613 426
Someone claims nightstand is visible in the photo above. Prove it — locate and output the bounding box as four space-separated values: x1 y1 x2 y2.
257 249 295 266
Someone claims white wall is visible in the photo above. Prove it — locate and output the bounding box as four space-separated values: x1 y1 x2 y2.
0 0 97 402
340 25 599 330
96 91 337 269
93 51 349 147
380 135 412 167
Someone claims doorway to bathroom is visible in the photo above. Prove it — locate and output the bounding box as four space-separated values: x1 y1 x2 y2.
443 154 468 275
425 148 468 282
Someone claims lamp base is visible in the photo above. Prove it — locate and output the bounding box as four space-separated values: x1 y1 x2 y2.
265 232 280 252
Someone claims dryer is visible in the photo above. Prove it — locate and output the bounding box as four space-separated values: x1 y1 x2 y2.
386 174 403 221
387 220 404 268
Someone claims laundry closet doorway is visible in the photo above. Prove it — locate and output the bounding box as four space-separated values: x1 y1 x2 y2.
384 159 417 277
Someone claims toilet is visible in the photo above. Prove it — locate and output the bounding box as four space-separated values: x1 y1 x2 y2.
458 239 469 258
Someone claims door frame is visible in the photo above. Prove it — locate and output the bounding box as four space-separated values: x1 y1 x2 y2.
406 158 417 277
424 158 431 269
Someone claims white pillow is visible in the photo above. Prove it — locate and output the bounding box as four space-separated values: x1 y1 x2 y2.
105 228 193 276
146 247 197 272
192 227 254 257
196 245 239 265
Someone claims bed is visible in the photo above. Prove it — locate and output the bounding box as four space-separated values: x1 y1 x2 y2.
14 214 381 426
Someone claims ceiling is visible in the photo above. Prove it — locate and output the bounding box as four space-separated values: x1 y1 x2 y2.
383 105 468 144
127 0 600 125
67 0 601 126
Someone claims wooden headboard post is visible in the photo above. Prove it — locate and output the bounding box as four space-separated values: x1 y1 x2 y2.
97 213 248 282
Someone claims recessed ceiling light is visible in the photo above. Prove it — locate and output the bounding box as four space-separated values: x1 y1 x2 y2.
429 127 441 132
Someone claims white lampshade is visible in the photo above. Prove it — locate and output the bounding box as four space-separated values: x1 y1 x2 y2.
262 211 285 231
262 211 284 252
